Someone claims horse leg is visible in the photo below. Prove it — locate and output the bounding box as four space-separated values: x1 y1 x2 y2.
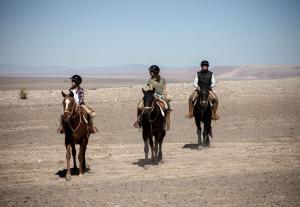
71 143 77 170
144 139 149 160
78 144 86 176
149 136 155 162
197 126 202 146
203 110 212 147
143 129 149 160
203 122 211 147
195 112 202 146
82 145 87 171
154 135 159 163
65 144 71 181
158 136 163 161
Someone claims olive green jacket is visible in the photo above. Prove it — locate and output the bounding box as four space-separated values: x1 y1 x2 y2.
147 76 166 96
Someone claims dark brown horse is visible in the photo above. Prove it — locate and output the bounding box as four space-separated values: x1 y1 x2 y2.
61 91 90 181
194 88 212 147
141 89 166 163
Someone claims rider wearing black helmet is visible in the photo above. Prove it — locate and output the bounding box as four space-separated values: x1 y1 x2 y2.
133 65 171 131
186 60 220 120
58 75 97 134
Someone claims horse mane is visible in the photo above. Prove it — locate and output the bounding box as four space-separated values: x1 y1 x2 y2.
68 90 74 98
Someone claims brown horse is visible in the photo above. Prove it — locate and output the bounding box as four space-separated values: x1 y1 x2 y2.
61 91 90 181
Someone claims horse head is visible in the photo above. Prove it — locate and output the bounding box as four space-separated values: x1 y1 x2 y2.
197 87 210 110
61 91 76 122
142 88 156 119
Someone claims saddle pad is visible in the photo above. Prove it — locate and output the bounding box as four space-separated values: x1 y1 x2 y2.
156 100 164 109
156 102 165 117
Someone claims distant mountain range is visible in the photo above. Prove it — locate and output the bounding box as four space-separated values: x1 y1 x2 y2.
0 63 299 81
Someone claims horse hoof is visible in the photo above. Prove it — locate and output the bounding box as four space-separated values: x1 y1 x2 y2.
66 175 71 181
79 173 83 177
153 158 159 165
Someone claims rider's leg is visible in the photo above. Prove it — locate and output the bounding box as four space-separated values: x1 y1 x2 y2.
165 101 171 131
186 91 197 119
81 104 97 133
133 100 143 128
209 91 220 120
165 109 171 131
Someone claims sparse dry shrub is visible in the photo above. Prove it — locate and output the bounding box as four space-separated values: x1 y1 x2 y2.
19 88 28 99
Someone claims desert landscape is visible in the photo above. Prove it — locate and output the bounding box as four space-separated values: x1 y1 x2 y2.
0 75 299 206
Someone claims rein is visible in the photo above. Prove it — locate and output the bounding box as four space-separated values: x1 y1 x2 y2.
70 109 82 133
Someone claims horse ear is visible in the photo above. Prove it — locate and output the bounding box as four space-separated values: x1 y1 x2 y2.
142 88 145 94
151 88 156 93
62 91 66 97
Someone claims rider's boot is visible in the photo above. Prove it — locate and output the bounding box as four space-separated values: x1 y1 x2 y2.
186 98 194 119
89 117 97 133
211 100 220 120
164 110 171 131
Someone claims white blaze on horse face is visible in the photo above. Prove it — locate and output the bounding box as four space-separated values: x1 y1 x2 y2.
65 99 70 112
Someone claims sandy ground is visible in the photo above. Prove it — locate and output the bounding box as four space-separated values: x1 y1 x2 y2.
0 77 299 206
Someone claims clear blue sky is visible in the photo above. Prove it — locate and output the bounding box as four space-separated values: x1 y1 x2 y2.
0 0 299 67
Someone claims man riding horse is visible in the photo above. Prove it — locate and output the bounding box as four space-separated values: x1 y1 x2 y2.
186 60 220 120
133 65 171 131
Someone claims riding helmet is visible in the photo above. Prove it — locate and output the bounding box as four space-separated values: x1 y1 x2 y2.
201 60 209 67
148 65 160 74
70 75 82 85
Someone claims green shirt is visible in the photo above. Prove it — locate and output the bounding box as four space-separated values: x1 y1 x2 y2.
147 76 166 96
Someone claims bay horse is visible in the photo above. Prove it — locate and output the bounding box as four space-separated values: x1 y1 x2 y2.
193 87 212 147
141 88 166 163
61 91 90 181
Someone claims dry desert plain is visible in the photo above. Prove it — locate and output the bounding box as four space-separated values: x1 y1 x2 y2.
0 77 299 206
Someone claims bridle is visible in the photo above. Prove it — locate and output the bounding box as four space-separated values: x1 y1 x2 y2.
63 97 82 133
196 89 209 115
142 94 159 123
142 95 160 135
63 97 75 114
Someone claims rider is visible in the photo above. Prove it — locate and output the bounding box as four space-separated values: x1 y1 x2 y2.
133 65 171 131
57 75 97 134
186 60 220 120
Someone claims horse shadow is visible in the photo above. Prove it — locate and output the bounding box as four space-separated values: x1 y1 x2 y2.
132 159 159 168
182 143 211 150
55 167 91 178
182 143 201 150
